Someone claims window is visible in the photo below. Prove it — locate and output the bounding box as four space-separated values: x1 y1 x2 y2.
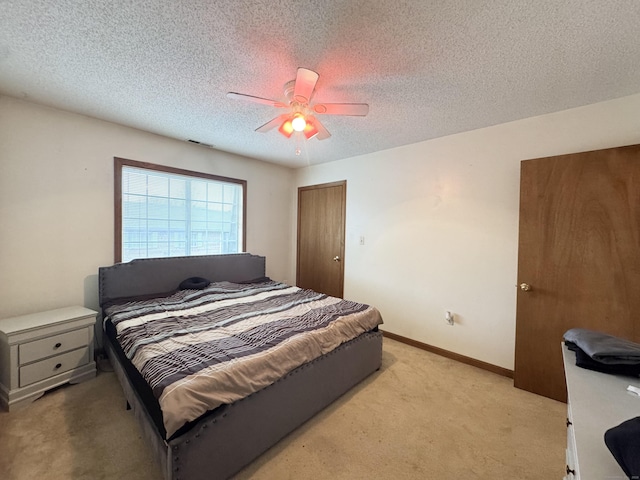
114 158 246 263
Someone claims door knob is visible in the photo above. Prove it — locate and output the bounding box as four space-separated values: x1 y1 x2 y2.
333 256 340 262
519 283 532 292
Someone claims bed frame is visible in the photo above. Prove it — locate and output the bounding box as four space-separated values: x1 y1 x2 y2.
99 253 383 480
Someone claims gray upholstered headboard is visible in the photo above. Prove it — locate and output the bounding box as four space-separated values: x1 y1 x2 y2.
98 253 266 306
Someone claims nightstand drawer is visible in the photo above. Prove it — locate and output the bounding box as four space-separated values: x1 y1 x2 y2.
19 347 89 387
19 328 89 365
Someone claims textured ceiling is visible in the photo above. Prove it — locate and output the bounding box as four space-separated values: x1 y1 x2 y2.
1 1 639 168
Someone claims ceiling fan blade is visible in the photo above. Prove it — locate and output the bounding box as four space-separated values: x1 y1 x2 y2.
256 114 290 133
312 103 369 116
310 116 331 140
227 92 287 108
293 68 319 104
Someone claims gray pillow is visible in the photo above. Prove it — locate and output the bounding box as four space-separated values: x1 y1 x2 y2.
178 277 210 290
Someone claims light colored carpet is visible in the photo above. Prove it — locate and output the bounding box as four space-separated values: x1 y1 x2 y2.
0 338 566 479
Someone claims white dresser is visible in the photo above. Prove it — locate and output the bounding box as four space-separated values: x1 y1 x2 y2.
0 306 97 410
563 344 639 479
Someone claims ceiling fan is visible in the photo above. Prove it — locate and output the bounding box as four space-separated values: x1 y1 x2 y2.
227 67 369 141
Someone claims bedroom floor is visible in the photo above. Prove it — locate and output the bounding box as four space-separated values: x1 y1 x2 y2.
0 338 566 479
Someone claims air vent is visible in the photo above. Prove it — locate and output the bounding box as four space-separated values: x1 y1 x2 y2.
187 139 214 148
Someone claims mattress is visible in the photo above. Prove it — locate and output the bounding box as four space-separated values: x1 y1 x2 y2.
103 279 383 439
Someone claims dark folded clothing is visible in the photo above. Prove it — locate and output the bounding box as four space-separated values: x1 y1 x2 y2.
563 328 640 365
566 342 640 376
605 417 640 479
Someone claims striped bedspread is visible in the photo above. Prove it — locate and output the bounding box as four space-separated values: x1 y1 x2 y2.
105 280 383 438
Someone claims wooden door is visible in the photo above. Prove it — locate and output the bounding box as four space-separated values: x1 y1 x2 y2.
514 144 640 402
297 181 346 298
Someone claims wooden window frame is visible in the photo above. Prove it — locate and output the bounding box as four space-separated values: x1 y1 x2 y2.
114 157 247 263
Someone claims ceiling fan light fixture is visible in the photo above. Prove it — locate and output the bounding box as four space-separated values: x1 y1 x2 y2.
228 67 368 142
278 119 294 138
303 118 319 139
291 114 306 132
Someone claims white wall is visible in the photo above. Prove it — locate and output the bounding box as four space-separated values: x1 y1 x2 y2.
0 95 295 325
294 93 640 370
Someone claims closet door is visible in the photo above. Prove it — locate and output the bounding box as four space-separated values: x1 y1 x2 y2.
514 144 640 402
297 181 346 298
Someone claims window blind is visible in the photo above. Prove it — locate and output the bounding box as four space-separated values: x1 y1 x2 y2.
120 165 243 262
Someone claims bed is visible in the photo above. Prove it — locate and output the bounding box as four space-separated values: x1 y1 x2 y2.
98 253 383 480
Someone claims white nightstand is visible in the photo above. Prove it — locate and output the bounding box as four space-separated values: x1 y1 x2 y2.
0 306 97 411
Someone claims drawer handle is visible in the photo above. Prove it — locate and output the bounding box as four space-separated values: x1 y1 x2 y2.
54 363 62 369
566 418 572 427
566 465 575 476
54 342 62 349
